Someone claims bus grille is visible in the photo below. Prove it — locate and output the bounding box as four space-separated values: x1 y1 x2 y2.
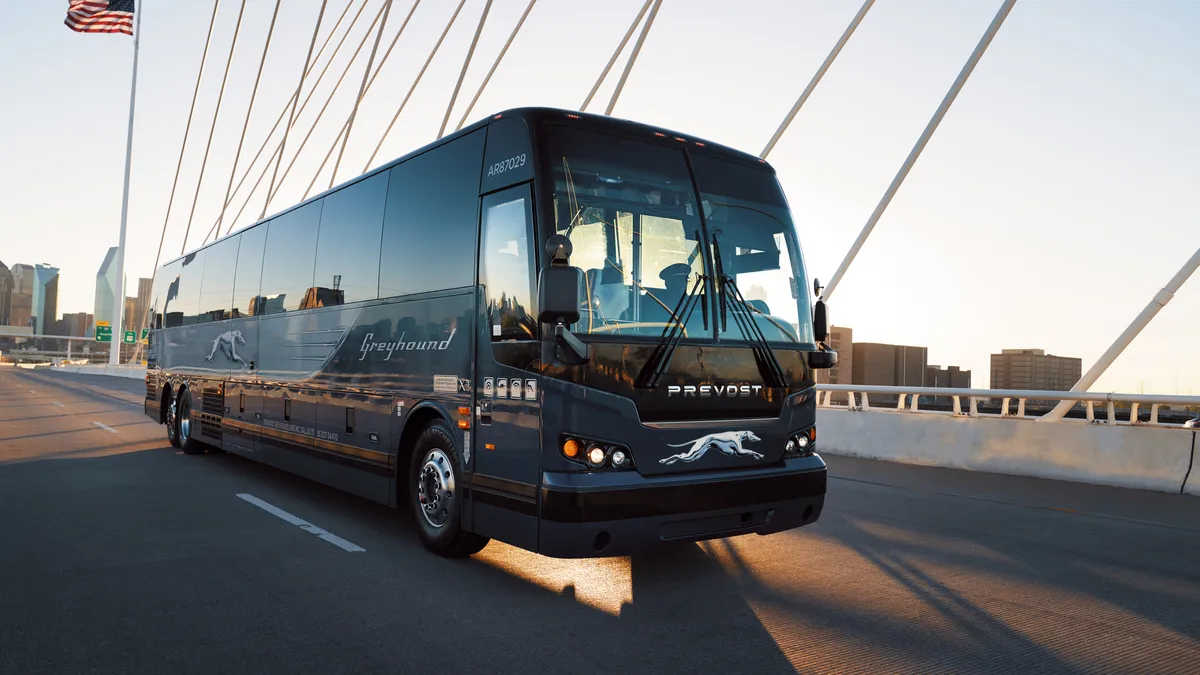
200 386 224 442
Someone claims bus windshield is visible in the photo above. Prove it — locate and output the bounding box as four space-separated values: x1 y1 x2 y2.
542 124 813 344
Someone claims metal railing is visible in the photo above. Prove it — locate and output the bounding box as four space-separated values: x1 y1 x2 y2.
815 384 1200 427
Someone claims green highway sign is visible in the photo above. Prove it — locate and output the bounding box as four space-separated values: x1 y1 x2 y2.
95 325 112 343
123 330 136 344
141 328 149 339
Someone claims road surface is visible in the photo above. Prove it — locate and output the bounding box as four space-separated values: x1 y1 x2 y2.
2 366 1198 674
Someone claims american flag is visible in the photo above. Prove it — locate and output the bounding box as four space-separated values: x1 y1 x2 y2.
65 0 135 35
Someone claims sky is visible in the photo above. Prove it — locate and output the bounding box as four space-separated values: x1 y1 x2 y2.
1 0 1198 394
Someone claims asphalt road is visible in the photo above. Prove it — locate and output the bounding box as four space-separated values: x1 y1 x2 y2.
2 366 1199 674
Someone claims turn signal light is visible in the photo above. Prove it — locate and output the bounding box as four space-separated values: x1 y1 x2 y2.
559 434 635 471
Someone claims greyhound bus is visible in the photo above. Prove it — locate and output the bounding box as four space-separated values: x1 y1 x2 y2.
143 107 836 559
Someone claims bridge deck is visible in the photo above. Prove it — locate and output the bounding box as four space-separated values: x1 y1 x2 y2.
2 366 1197 674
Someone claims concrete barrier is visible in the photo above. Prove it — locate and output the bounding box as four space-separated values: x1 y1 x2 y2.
53 364 146 380
817 408 1196 494
1184 434 1200 496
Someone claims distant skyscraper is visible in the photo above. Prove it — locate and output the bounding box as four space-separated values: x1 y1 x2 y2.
31 264 60 335
61 312 92 337
95 247 119 331
0 260 12 325
9 264 34 329
852 342 928 387
814 325 853 386
134 277 152 333
926 365 972 389
990 349 1082 391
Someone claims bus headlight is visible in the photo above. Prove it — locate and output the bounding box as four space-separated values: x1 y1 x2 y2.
784 427 816 458
587 444 607 467
559 434 636 470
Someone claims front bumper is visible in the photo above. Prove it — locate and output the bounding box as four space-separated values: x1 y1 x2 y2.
537 456 826 558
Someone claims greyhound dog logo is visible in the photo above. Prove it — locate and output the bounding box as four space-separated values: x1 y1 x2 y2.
203 329 250 369
659 430 763 465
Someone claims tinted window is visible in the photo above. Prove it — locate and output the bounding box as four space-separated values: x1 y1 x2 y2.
173 249 205 326
232 223 267 318
198 236 239 322
152 259 182 329
378 129 485 298
314 171 387 306
260 201 321 314
481 187 536 341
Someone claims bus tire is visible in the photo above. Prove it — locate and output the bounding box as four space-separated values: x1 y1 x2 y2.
176 388 206 456
165 388 181 449
408 420 489 558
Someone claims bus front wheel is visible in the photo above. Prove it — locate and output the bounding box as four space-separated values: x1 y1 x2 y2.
408 421 489 558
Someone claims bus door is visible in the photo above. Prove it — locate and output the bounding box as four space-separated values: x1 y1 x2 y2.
470 184 542 551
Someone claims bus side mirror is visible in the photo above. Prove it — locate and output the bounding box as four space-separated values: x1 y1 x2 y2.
813 298 829 343
537 262 590 365
808 349 836 369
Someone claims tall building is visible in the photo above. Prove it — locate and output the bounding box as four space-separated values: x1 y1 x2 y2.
133 277 152 333
852 342 928 387
0 260 12 325
990 349 1082 391
95 247 120 331
31 264 60 335
123 296 138 333
9 264 34 329
61 312 93 337
926 365 972 389
814 325 853 385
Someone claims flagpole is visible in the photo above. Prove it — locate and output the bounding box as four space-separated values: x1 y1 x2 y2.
110 0 142 366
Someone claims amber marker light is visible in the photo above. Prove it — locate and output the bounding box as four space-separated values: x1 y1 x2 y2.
563 438 581 458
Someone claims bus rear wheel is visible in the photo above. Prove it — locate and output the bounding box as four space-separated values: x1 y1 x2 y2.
408 421 488 558
176 389 206 456
165 389 181 449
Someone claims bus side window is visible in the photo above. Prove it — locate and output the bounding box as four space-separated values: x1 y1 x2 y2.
480 186 536 342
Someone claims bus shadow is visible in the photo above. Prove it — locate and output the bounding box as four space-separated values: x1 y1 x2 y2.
198 450 801 673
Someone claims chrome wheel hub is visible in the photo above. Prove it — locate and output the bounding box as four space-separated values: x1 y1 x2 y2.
417 448 455 529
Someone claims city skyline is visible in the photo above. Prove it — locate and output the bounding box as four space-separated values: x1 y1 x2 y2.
2 0 1198 393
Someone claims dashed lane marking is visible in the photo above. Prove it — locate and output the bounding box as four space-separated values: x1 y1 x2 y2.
235 493 365 552
92 422 118 434
52 402 64 408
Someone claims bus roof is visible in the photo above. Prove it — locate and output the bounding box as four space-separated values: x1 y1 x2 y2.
164 107 774 268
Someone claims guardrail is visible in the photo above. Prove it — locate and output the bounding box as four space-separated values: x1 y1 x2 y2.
814 384 1200 427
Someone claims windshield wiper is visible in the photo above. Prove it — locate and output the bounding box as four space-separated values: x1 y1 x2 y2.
635 233 709 389
712 236 789 389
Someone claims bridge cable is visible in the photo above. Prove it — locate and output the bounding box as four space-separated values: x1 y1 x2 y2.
238 0 391 203
224 0 425 232
362 0 469 174
179 0 249 255
210 0 284 244
211 0 387 240
759 0 874 159
131 0 220 362
262 0 373 211
259 0 331 225
330 0 398 190
604 0 662 116
197 0 368 241
275 0 426 200
580 0 651 112
454 0 538 132
438 0 493 139
820 0 1017 303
